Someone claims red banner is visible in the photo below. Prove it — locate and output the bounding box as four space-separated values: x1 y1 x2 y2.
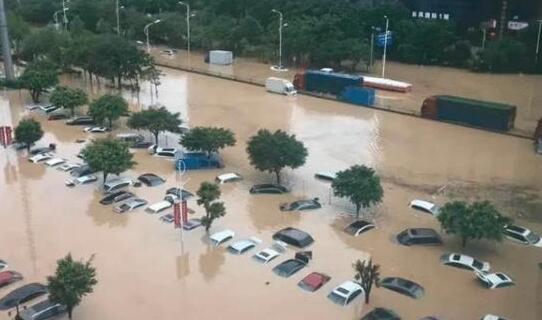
181 200 188 224
173 201 181 228
5 127 12 145
0 126 13 147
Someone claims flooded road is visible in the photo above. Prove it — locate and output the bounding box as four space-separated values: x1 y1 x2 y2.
152 46 542 136
0 67 541 320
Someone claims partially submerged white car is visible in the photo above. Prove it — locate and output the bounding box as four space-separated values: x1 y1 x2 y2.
409 199 439 215
215 173 243 184
440 253 490 273
228 238 261 255
328 281 364 306
253 248 280 263
475 271 514 289
57 163 81 172
28 153 54 163
83 126 109 133
65 174 98 187
145 200 172 214
504 225 542 247
45 157 66 167
210 229 235 247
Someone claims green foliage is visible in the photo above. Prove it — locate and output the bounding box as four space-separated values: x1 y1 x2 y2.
47 254 98 319
14 118 43 151
81 137 136 184
246 129 307 184
19 60 59 102
0 78 24 89
88 94 129 128
353 259 380 304
50 86 88 117
180 127 236 158
196 182 226 232
332 165 383 217
7 14 30 57
437 201 512 248
127 107 181 144
474 38 529 73
21 28 73 69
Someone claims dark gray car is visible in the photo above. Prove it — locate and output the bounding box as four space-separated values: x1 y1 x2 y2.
0 283 48 310
379 277 424 299
272 259 307 278
19 299 67 320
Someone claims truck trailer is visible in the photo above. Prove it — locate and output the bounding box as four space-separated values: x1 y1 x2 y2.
421 95 516 132
293 70 363 96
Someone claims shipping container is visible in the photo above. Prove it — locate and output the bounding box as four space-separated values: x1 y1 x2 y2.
421 95 516 132
209 50 233 65
293 70 362 95
339 86 375 107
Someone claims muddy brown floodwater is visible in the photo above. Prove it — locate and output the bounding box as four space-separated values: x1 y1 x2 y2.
152 46 542 136
1 66 542 320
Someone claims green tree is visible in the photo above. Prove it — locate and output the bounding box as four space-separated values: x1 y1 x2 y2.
180 127 236 159
14 118 43 152
47 254 98 319
7 14 30 58
332 165 383 217
81 137 136 184
127 107 181 145
19 60 59 103
353 259 380 304
88 94 129 128
245 129 307 184
196 182 227 232
49 86 88 117
437 201 512 248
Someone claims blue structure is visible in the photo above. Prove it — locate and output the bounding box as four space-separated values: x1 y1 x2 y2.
304 70 363 95
339 86 376 107
175 152 224 171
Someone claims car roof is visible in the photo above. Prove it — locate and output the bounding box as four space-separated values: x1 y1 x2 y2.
410 199 436 210
446 253 475 264
229 240 256 251
315 171 337 179
301 272 330 288
333 281 362 298
0 271 18 283
210 229 235 241
0 283 47 309
486 272 512 282
347 220 373 229
273 227 314 248
148 201 171 210
257 248 279 257
506 225 528 234
218 173 241 180
407 228 439 237
127 198 146 205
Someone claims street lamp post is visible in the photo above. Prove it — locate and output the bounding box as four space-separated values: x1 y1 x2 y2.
144 19 161 54
178 2 191 57
382 15 389 78
536 19 542 63
62 0 69 30
116 0 120 36
271 9 284 70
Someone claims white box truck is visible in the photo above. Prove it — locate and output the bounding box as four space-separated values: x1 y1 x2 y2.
209 50 233 65
265 77 297 96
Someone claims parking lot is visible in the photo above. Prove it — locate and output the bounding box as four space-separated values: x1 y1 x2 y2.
1 68 542 319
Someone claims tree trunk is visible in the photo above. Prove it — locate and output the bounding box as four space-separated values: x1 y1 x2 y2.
365 289 370 303
71 107 75 117
275 169 281 184
103 172 108 185
462 236 467 248
153 132 159 145
67 306 73 319
109 117 112 129
117 72 122 89
355 203 361 218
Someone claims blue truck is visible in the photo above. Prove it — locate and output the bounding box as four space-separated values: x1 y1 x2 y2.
175 152 224 171
293 70 363 95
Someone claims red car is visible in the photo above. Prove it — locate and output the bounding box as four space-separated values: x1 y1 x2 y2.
298 272 331 292
0 271 23 288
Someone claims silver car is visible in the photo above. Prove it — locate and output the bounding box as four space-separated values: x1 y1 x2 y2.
113 198 148 213
19 299 67 320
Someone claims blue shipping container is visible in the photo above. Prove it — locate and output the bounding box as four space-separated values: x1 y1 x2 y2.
176 152 224 171
304 70 363 95
339 86 376 107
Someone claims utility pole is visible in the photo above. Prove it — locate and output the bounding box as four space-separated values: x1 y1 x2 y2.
498 0 507 40
369 28 374 67
116 0 120 36
536 20 542 63
382 15 389 78
271 9 284 70
0 0 14 80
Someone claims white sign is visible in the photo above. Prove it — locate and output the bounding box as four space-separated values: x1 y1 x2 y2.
507 21 529 30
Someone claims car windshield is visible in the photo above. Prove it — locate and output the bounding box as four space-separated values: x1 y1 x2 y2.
472 259 483 269
120 204 130 210
526 232 540 244
328 292 347 304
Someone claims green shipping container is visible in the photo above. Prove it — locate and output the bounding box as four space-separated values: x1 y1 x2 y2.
435 95 516 132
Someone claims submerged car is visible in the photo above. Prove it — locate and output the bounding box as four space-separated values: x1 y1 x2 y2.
138 173 165 187
83 126 109 133
100 191 134 205
314 171 337 181
503 225 542 247
183 219 202 231
44 157 66 167
440 253 490 273
0 271 23 288
65 174 98 187
475 272 514 289
361 307 401 320
39 105 59 113
148 145 180 159
113 198 147 213
344 220 376 236
19 299 67 320
57 162 81 172
396 228 442 246
228 238 260 255
48 112 69 121
481 315 508 320
253 248 280 264
145 200 172 214
272 227 314 248
249 184 289 194
166 187 194 200
66 116 95 126
0 260 6 270
279 198 321 211
0 283 48 310
298 272 331 292
409 199 439 215
272 259 307 278
327 281 364 306
160 214 175 223
379 277 425 299
210 229 235 247
28 152 53 163
215 173 243 184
